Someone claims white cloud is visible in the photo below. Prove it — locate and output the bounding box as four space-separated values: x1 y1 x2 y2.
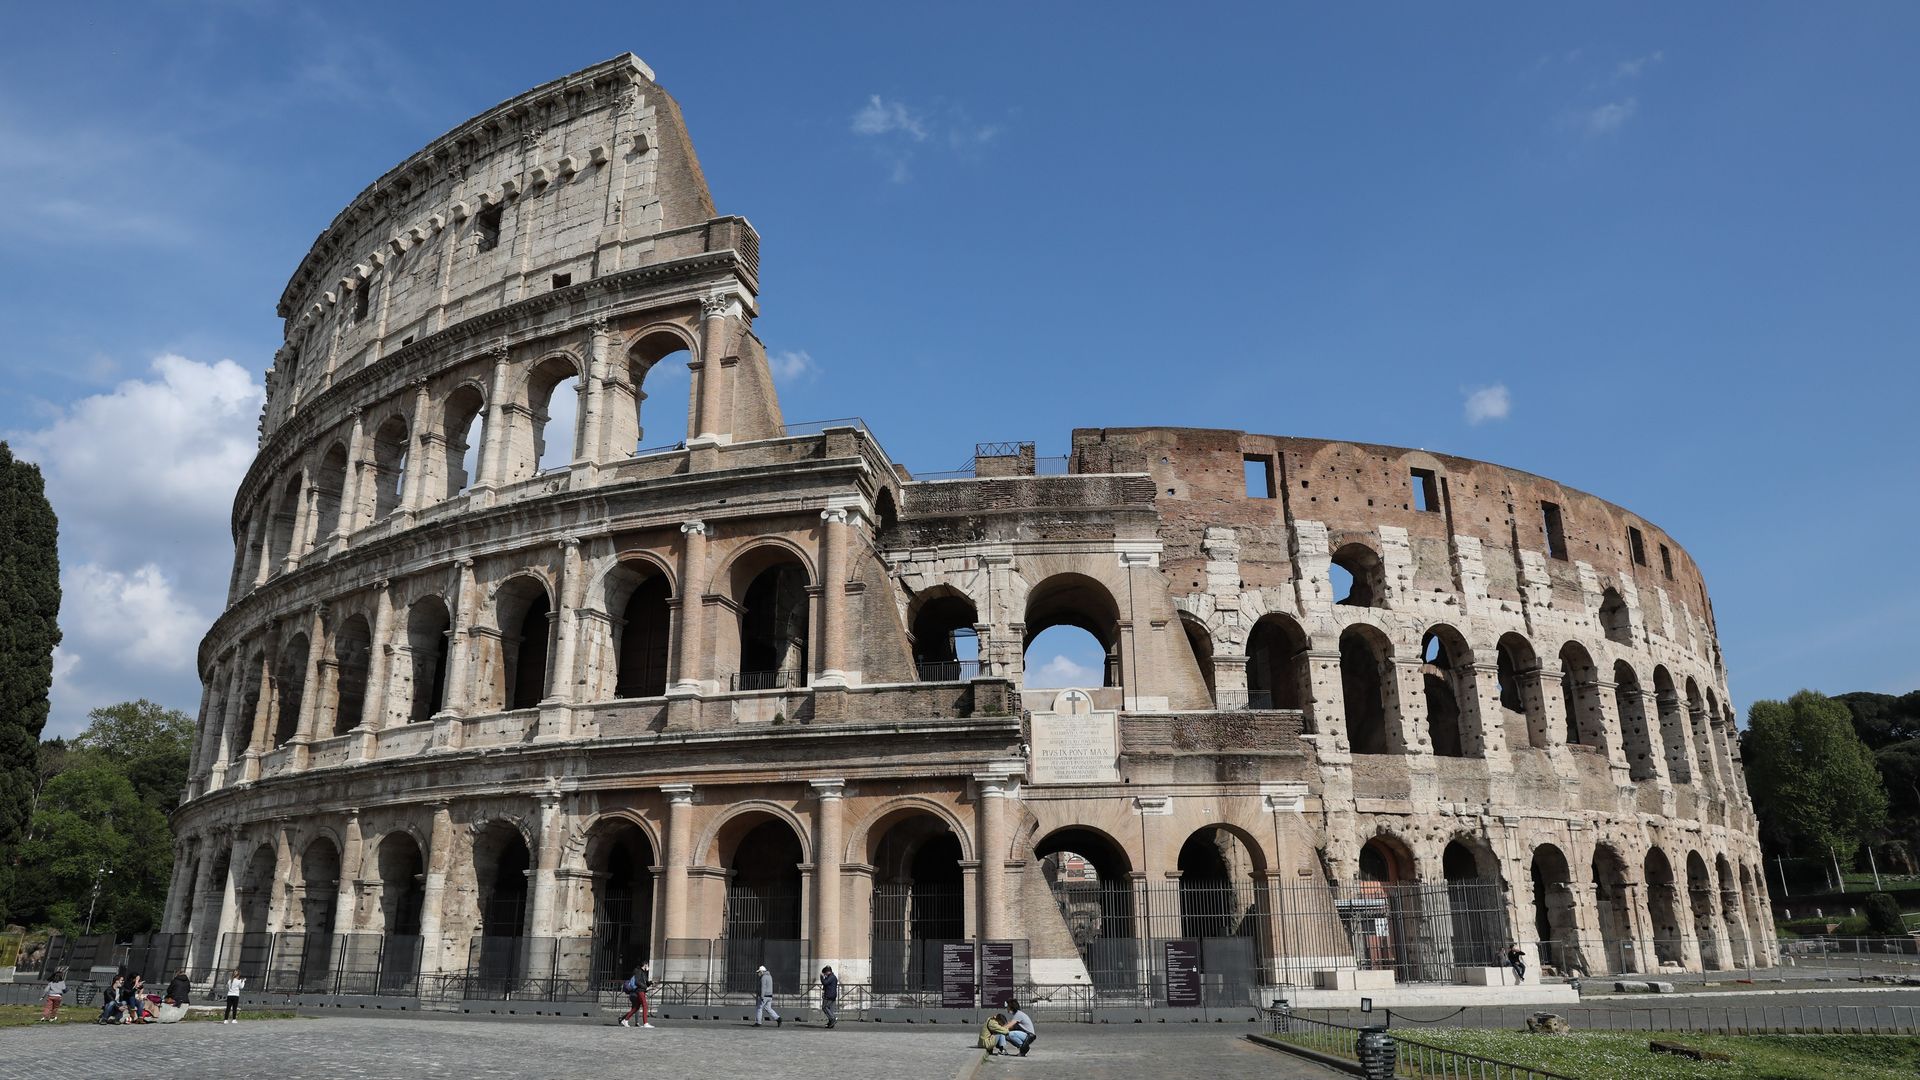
1584 99 1638 136
1615 51 1664 80
1463 384 1512 425
9 353 264 734
769 349 818 383
1030 654 1098 688
852 95 929 141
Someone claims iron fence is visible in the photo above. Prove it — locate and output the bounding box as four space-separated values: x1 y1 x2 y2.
729 669 805 691
1282 1004 1920 1036
914 660 981 682
1266 1008 1575 1079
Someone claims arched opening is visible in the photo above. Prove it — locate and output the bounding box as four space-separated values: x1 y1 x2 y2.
910 590 979 682
233 652 264 761
236 516 264 591
732 548 810 690
1529 845 1578 975
371 416 409 519
1686 852 1722 970
267 475 302 572
314 443 349 542
1246 614 1308 712
528 356 583 474
1179 615 1216 707
1559 643 1606 751
405 597 451 724
1686 677 1715 788
624 333 690 454
496 577 553 711
1592 845 1637 976
1441 839 1508 968
470 822 533 989
1653 667 1693 784
1420 627 1468 757
1035 826 1137 993
1330 543 1386 607
1740 864 1768 968
331 614 373 736
1644 847 1684 967
238 844 277 963
442 384 487 499
1355 835 1427 981
1615 662 1658 781
1339 625 1395 754
585 822 656 985
721 816 806 993
1176 826 1266 1004
274 633 311 746
1496 633 1546 749
1599 587 1632 645
1023 574 1122 689
869 812 965 994
1717 855 1748 968
873 488 899 541
375 832 425 991
608 565 672 699
292 837 341 991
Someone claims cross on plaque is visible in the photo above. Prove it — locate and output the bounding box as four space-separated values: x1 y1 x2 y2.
1059 689 1092 716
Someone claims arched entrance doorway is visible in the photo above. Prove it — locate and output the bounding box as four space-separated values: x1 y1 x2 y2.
1176 826 1266 1005
1529 844 1579 976
869 812 965 994
1035 827 1137 994
721 815 806 992
1592 844 1637 976
1441 839 1509 969
372 831 426 992
587 822 656 985
1644 847 1685 968
470 822 532 988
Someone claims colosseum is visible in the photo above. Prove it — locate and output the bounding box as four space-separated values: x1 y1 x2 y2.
158 54 1774 1015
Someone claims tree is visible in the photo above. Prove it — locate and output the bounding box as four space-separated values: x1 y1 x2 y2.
1837 691 1920 750
9 760 170 936
1865 892 1906 937
1744 690 1889 866
72 699 194 813
0 441 61 924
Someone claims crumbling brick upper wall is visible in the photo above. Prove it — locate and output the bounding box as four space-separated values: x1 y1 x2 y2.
894 474 1160 548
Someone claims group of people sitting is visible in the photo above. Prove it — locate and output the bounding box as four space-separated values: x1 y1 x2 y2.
976 998 1038 1056
88 969 195 1025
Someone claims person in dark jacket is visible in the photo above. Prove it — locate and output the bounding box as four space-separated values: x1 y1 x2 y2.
165 970 192 1006
819 966 840 1029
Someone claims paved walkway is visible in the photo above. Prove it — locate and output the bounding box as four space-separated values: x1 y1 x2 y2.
0 1016 1342 1080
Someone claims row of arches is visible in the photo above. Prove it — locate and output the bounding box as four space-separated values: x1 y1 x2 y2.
1529 840 1767 975
233 330 695 598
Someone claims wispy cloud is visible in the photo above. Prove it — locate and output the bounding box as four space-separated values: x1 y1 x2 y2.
850 94 1004 183
852 95 928 141
1463 384 1512 425
1029 654 1097 688
1614 51 1665 80
1582 99 1638 136
769 349 817 383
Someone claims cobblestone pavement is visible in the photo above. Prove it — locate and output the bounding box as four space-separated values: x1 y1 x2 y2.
0 1016 1341 1080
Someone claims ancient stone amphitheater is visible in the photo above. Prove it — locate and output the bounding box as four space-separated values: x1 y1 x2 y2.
160 54 1773 1012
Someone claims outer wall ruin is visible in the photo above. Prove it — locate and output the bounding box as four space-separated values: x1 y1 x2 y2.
162 54 1773 1007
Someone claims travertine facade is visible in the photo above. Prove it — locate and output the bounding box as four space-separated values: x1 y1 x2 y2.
164 55 1773 1004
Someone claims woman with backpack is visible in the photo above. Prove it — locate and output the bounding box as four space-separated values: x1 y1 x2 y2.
619 962 653 1028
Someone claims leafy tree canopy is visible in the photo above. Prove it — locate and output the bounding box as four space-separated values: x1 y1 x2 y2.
1744 690 1890 864
1838 690 1920 751
0 440 62 925
72 699 194 813
9 760 170 936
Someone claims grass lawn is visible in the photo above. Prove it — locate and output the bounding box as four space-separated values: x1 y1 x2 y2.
1392 1029 1920 1079
0 1004 298 1027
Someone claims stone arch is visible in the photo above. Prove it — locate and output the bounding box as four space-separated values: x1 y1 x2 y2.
578 815 657 980
1330 541 1387 607
1643 846 1685 967
1178 612 1216 707
372 829 426 938
331 613 373 736
1022 572 1123 688
233 648 266 760
440 381 488 499
471 818 533 939
494 573 555 711
238 842 279 941
869 808 968 993
314 442 350 543
699 802 816 869
1599 587 1632 645
1339 624 1398 754
267 472 303 572
1558 642 1607 751
1592 843 1638 975
1716 854 1749 968
1614 661 1658 781
1358 832 1417 883
1034 824 1137 994
298 835 342 937
620 325 697 454
1176 823 1267 941
404 595 451 724
1653 666 1693 784
370 413 410 520
1441 836 1509 968
850 797 976 867
710 807 809 992
1496 632 1549 749
1686 850 1722 970
873 487 899 541
908 586 979 682
522 352 584 476
274 631 311 746
720 542 815 690
1528 843 1579 974
599 556 674 700
1246 612 1309 713
1419 624 1475 757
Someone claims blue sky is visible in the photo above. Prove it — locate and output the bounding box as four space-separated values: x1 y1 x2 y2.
3 3 1916 736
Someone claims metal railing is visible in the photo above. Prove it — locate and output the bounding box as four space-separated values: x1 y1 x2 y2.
1267 1008 1575 1079
914 659 981 682
729 669 806 691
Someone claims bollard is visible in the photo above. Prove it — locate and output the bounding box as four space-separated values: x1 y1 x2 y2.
1355 1025 1396 1080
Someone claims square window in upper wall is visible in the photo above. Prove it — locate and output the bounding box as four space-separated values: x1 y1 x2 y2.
1541 501 1568 560
352 281 371 323
1628 526 1648 566
1243 455 1274 499
1660 543 1674 579
1411 468 1440 512
475 204 504 252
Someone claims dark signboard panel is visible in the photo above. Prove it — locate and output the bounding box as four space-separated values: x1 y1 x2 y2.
1164 939 1202 1007
940 943 977 1009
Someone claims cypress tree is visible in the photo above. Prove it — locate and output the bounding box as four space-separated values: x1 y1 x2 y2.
0 441 61 920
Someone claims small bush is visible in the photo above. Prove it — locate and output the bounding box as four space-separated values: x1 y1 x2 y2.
1865 892 1906 937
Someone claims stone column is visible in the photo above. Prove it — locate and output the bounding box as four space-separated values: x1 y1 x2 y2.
976 772 1011 941
578 317 609 466
1534 662 1568 748
188 837 226 973
1465 662 1510 757
265 823 295 934
816 508 850 686
660 785 696 963
354 581 395 760
527 792 564 940
335 409 366 547
160 839 193 933
670 522 707 693
546 537 583 705
210 659 247 790
286 469 314 570
477 345 513 488
241 632 278 783
401 379 430 514
417 802 455 977
187 675 219 799
691 293 730 441
437 560 477 749
334 810 363 935
290 605 328 770
211 834 250 972
811 780 845 967
252 516 275 587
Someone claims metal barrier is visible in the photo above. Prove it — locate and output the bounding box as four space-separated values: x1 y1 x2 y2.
1266 1008 1575 1079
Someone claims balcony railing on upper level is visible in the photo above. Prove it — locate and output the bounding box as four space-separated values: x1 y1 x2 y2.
915 660 981 682
730 669 807 692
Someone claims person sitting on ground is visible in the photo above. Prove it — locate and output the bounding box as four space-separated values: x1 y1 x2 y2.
978 1012 1012 1052
165 969 191 1007
123 974 149 1023
998 999 1037 1056
98 975 126 1024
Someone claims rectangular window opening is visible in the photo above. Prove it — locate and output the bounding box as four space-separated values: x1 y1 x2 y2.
1659 543 1674 579
1628 526 1648 566
352 282 371 323
551 272 572 290
1243 455 1275 499
1410 468 1440 513
1541 501 1568 560
475 204 504 252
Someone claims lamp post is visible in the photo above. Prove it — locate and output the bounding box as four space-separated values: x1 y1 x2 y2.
84 865 114 935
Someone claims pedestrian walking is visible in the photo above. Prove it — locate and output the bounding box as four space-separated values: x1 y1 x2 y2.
38 969 65 1022
819 965 839 1029
619 963 654 1028
224 970 245 1023
1507 942 1527 983
753 964 780 1027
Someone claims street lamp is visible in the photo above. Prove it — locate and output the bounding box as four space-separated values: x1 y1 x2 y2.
83 865 113 935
